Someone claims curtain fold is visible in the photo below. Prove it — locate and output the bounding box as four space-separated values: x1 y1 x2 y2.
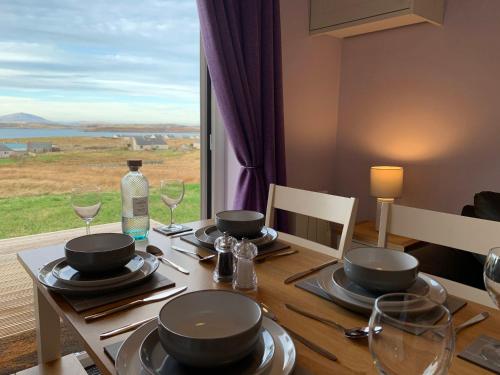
197 0 286 213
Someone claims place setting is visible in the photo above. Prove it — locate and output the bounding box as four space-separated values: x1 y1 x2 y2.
110 290 297 375
178 209 293 259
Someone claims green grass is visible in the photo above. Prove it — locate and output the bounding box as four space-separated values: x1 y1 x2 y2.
0 184 200 239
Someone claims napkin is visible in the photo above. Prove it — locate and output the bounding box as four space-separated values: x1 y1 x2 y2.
63 272 175 312
458 335 500 373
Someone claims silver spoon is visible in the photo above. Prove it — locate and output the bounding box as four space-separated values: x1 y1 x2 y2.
285 303 383 339
171 245 215 262
146 245 190 275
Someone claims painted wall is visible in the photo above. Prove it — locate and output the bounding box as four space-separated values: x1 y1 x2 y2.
334 0 500 220
280 0 342 193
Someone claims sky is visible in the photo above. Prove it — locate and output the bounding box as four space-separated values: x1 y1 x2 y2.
0 0 200 125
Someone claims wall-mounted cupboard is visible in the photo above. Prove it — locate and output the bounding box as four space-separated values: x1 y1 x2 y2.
310 0 444 38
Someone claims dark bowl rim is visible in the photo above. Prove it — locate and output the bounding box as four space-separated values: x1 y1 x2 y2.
215 210 265 222
158 289 263 341
65 233 135 254
344 247 419 273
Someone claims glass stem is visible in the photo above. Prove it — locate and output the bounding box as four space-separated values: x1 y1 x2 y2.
85 219 91 235
170 207 174 227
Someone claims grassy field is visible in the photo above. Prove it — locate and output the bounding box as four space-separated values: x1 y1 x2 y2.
0 185 200 239
0 136 201 238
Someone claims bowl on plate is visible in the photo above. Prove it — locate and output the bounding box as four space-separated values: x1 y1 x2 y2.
158 289 263 367
215 210 265 238
64 233 135 273
343 247 419 292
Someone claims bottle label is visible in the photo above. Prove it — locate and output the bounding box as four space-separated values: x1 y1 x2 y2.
132 197 149 216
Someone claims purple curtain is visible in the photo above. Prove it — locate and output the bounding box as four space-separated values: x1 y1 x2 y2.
197 0 286 213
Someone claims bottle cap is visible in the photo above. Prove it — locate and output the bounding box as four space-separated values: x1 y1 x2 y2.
127 160 142 167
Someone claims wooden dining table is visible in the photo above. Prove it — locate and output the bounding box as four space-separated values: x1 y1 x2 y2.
17 219 500 375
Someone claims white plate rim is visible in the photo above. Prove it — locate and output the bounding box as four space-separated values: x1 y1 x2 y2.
52 255 145 287
116 316 296 375
37 251 159 295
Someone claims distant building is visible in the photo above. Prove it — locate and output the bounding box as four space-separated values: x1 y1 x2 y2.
4 143 27 153
130 135 168 151
0 144 14 158
28 142 52 153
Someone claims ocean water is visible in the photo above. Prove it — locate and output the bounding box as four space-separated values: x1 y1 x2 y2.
0 127 199 140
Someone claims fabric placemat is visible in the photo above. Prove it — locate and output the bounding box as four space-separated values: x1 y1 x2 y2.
458 335 500 373
104 340 313 375
63 273 175 312
180 233 290 255
295 267 467 317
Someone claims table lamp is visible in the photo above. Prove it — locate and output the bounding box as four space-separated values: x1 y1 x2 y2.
370 166 404 229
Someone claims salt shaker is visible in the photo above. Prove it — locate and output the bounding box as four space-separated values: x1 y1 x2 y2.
213 232 237 283
232 238 258 291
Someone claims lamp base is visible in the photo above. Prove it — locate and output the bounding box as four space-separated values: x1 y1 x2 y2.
375 198 394 231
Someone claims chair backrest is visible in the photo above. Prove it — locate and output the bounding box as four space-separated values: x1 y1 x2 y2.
265 184 358 258
377 202 500 308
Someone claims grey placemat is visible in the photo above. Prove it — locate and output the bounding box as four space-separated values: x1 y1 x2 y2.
295 267 467 317
63 273 175 312
180 234 290 255
458 335 500 373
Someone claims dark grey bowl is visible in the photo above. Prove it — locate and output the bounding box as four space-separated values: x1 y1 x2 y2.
215 210 265 238
158 290 263 367
64 233 135 273
343 247 419 292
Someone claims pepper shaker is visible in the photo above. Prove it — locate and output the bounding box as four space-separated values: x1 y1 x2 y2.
213 232 237 283
232 238 258 291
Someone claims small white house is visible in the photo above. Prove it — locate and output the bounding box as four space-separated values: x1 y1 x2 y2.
130 135 168 151
0 144 14 158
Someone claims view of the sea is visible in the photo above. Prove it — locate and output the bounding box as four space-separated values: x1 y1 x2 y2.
0 128 199 139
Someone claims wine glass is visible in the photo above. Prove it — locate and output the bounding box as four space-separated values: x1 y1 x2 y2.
369 293 455 375
482 248 500 364
160 179 185 231
71 186 102 235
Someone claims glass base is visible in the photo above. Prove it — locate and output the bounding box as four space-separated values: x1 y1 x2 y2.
160 224 183 232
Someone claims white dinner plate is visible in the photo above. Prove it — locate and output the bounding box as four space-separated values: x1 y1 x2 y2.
139 327 275 374
317 264 447 316
52 254 144 287
331 265 431 304
116 317 296 375
194 226 278 248
37 251 158 295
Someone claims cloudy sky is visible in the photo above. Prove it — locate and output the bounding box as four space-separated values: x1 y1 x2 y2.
0 0 200 124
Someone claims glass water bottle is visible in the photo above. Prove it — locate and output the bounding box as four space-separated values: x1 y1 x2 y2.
121 160 150 240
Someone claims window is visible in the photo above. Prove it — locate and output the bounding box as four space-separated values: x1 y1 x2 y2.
0 0 204 238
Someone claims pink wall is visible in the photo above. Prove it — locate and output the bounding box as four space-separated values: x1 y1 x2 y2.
280 0 342 192
334 0 500 220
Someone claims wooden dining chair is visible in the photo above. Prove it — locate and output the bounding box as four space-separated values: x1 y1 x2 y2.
377 202 500 308
265 184 358 259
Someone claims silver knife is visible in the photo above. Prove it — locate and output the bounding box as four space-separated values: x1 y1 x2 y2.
85 286 187 322
100 316 156 340
159 256 190 275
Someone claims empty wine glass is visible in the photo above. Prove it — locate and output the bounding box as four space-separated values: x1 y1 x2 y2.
369 293 454 375
71 186 102 235
160 179 185 231
482 248 500 365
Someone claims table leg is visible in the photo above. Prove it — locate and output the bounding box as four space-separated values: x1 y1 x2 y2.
34 283 61 363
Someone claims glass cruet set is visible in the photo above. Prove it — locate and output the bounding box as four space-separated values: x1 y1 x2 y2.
213 232 258 291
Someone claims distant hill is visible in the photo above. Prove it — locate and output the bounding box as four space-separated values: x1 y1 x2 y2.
0 112 52 124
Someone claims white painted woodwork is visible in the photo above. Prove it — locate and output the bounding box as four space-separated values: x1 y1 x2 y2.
310 0 445 38
377 202 500 308
265 184 358 258
34 283 61 363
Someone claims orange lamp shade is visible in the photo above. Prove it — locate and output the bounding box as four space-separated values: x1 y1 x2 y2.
370 166 404 199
